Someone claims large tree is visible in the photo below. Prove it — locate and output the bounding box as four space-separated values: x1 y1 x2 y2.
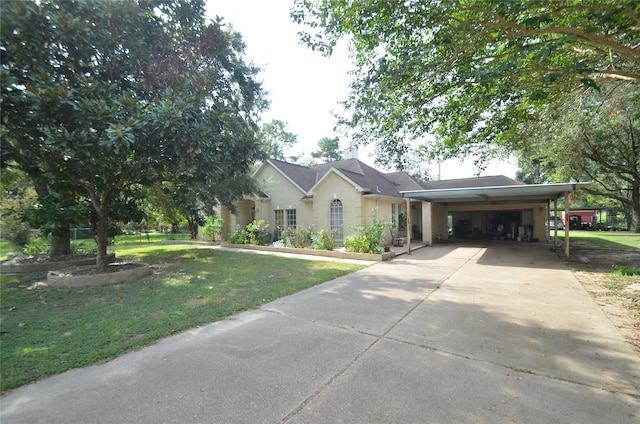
1 1 266 265
515 83 639 232
258 119 299 162
291 0 640 168
311 136 342 162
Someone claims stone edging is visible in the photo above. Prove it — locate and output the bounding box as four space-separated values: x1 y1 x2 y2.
1 253 116 274
219 243 395 262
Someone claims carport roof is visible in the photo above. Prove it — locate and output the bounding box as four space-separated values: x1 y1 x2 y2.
401 182 592 205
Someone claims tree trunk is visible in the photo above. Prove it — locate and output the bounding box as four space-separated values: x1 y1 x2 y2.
49 233 71 256
96 212 109 269
187 217 198 240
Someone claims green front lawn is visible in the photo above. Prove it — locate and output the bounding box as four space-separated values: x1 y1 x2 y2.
556 230 640 250
0 242 367 392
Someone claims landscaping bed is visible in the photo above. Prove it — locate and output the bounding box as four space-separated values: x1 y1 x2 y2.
220 242 396 261
1 253 116 274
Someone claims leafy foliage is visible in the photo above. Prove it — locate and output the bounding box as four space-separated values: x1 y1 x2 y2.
1 1 266 265
313 229 337 251
229 225 247 244
311 136 342 162
292 1 640 168
514 82 640 231
258 120 299 162
344 213 390 254
613 264 640 277
245 219 270 245
284 226 315 248
203 216 225 242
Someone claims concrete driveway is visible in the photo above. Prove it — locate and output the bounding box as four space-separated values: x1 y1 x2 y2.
2 242 639 423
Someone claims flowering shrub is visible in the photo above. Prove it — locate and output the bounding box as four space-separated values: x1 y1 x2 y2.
245 219 270 245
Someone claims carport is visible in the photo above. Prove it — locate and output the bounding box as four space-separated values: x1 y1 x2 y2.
401 182 591 259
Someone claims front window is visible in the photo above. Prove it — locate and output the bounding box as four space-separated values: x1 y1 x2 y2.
286 209 297 229
330 199 344 239
275 210 284 231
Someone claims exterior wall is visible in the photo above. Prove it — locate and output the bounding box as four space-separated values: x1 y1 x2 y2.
254 164 309 231
430 203 449 242
312 171 362 239
362 196 398 245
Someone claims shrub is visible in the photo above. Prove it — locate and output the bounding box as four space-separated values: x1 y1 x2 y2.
22 236 50 256
344 235 369 253
344 211 391 254
245 220 270 245
285 226 314 248
203 216 224 242
71 241 98 256
613 264 640 276
313 229 337 251
229 225 246 244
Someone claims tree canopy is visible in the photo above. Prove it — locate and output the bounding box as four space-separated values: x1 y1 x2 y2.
257 119 299 162
311 136 342 162
292 0 640 168
1 0 267 264
514 82 639 231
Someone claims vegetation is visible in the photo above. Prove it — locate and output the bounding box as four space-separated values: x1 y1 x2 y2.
245 219 270 245
516 83 639 232
311 137 343 162
292 0 639 167
344 214 391 254
258 120 300 163
1 0 266 265
292 1 640 230
559 231 640 251
203 216 225 242
0 242 366 392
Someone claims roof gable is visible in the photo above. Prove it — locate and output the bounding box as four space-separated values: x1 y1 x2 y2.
256 158 524 199
259 158 319 193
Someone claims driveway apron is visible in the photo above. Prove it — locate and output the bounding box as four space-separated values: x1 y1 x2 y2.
2 242 639 423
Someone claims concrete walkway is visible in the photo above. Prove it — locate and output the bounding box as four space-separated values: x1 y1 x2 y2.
2 242 639 423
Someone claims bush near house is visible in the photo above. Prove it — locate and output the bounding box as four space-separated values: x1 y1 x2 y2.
344 215 391 254
245 220 270 245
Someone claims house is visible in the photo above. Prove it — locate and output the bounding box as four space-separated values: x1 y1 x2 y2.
216 158 590 247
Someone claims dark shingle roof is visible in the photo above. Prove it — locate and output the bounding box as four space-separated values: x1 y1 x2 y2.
265 159 523 198
419 175 524 190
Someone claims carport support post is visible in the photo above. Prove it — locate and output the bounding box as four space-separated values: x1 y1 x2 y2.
553 199 558 252
564 191 570 260
406 197 411 255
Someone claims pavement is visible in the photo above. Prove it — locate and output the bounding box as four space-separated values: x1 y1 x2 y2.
1 242 639 423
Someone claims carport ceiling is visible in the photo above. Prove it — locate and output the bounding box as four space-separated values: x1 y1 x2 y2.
401 183 592 205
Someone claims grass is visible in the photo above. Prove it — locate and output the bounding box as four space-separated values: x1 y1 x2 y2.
0 240 19 262
0 241 367 392
556 230 640 250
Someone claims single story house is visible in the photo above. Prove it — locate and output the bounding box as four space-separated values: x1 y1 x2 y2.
216 158 589 250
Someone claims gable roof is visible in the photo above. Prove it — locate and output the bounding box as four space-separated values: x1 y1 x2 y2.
261 158 527 200
311 159 406 198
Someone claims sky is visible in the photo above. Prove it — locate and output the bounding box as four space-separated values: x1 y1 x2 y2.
205 0 518 180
